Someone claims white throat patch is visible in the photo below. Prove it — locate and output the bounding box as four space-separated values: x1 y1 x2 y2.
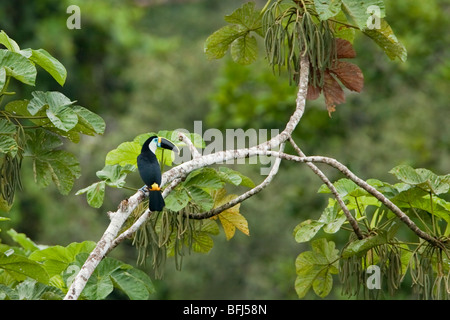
149 139 158 154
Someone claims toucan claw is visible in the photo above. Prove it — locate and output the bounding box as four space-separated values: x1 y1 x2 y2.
139 186 149 194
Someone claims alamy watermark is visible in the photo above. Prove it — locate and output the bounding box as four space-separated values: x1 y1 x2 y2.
66 5 81 29
66 4 382 31
366 5 382 30
172 121 280 176
366 265 381 290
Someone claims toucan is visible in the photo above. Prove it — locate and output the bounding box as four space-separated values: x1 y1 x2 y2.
137 136 178 211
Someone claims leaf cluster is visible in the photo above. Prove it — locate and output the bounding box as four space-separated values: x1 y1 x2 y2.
0 229 155 300
205 0 407 114
77 130 255 278
0 31 105 214
293 165 450 299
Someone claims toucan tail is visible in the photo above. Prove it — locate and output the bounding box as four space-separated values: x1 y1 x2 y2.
149 191 165 211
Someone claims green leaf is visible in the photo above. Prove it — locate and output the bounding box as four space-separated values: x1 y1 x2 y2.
77 164 135 208
184 168 225 190
224 1 262 32
205 25 243 60
71 105 106 135
318 178 368 197
314 0 343 21
295 239 339 299
27 48 67 86
0 197 13 213
293 219 324 243
187 186 214 211
0 252 49 284
66 253 154 300
27 91 77 131
96 164 136 188
155 148 176 167
7 229 40 253
105 141 141 167
110 267 156 300
217 167 243 186
26 129 81 195
45 104 78 132
29 241 96 278
331 11 356 42
0 136 18 157
230 33 258 65
341 0 386 30
0 49 36 85
164 187 190 212
363 18 407 62
75 181 106 208
390 165 450 195
319 205 348 234
5 99 80 143
190 220 220 254
0 118 16 135
0 31 21 52
342 230 389 258
71 253 115 300
13 279 63 300
205 1 263 62
0 67 6 91
27 91 74 115
191 233 215 254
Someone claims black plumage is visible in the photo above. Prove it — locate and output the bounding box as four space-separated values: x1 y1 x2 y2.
137 136 177 211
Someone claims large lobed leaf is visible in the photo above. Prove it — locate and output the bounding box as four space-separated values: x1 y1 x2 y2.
0 30 67 86
295 238 339 298
211 188 249 240
204 2 261 65
26 129 81 195
0 49 36 86
363 19 407 62
341 0 386 30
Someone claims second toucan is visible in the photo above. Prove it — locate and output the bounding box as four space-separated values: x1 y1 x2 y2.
137 136 178 211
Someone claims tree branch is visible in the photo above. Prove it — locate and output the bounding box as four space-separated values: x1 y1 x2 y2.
177 132 201 159
190 143 286 220
288 137 364 240
64 50 442 300
63 55 311 300
64 191 147 300
108 178 184 253
263 151 442 247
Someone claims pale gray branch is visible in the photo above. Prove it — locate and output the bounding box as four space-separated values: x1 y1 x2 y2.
288 137 364 240
264 151 441 247
190 143 285 220
178 132 201 159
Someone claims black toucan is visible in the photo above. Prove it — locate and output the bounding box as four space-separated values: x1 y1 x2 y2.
137 136 178 211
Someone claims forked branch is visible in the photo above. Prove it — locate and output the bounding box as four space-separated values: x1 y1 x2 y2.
64 53 441 301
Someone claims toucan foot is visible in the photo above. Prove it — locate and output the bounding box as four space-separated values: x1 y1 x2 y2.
139 186 149 194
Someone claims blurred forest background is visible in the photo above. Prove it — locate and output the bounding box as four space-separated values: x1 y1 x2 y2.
0 0 448 299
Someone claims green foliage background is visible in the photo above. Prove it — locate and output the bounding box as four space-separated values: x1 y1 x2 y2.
0 0 448 299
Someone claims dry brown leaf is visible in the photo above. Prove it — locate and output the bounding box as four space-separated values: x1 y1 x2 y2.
331 61 364 92
307 84 321 100
336 38 356 59
323 71 345 115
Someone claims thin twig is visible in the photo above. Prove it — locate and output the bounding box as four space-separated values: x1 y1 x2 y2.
263 151 442 247
177 132 201 159
288 136 364 239
190 143 285 220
